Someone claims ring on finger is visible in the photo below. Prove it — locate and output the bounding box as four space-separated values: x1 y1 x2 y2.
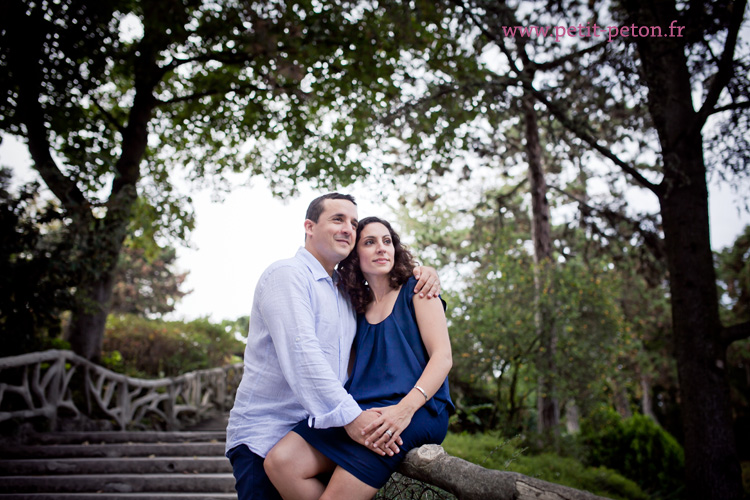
385 429 393 437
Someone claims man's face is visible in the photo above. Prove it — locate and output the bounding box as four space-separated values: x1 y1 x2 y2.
304 198 358 274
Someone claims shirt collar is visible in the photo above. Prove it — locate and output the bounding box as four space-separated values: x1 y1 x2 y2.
297 247 334 282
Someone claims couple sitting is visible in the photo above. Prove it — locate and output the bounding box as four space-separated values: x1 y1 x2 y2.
226 193 454 500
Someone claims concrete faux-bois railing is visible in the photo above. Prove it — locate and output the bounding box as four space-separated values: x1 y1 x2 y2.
0 349 242 431
0 350 608 500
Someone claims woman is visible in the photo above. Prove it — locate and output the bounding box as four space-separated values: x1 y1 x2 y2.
264 217 454 500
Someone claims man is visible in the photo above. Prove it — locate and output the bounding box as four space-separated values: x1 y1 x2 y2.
226 193 440 499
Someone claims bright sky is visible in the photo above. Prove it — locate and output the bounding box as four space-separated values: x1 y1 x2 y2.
2 135 749 322
171 182 394 322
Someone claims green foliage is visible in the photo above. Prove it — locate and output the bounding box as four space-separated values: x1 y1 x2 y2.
0 0 452 235
0 169 76 356
102 314 244 378
579 410 685 498
219 316 250 342
403 195 648 438
0 170 194 357
513 453 650 500
716 225 750 461
716 224 750 324
110 243 190 317
1 0 458 360
727 337 750 458
442 432 649 500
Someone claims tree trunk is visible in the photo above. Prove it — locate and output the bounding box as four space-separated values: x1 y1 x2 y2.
65 149 141 362
565 399 581 434
506 359 522 431
620 1 744 497
659 145 742 500
67 278 115 362
521 73 559 442
608 376 632 418
640 373 657 421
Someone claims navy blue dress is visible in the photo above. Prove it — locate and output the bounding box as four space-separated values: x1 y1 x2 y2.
293 277 454 488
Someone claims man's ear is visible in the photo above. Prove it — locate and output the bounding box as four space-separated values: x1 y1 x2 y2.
304 219 314 237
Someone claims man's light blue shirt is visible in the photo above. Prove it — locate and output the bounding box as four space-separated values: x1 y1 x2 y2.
225 247 361 457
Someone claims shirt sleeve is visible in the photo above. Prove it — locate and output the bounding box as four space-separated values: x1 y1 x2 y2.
258 265 361 429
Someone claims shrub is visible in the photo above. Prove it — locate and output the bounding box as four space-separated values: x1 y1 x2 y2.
442 432 648 500
103 314 244 378
579 411 685 498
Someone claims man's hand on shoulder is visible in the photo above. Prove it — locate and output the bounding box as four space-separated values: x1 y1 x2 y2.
413 266 441 298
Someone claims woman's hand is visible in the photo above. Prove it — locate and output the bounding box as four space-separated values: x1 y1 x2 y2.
361 404 416 456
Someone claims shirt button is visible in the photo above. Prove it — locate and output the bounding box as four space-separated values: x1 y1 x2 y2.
295 337 300 342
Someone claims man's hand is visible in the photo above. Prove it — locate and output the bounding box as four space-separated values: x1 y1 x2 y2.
362 405 412 454
344 410 401 456
413 266 441 298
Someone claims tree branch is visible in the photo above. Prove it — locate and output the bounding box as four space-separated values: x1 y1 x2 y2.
549 184 665 262
165 51 256 72
379 78 515 129
454 0 662 197
9 3 88 211
694 0 748 129
529 87 663 196
709 100 750 116
92 97 126 136
156 81 301 107
722 321 750 346
156 88 237 106
494 178 528 205
535 41 609 72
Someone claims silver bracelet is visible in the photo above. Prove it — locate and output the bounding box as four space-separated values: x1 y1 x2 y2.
413 385 429 402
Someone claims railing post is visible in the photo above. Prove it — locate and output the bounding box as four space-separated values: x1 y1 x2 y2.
165 384 177 431
117 379 129 430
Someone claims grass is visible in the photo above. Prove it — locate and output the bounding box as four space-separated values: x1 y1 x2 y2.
440 432 650 500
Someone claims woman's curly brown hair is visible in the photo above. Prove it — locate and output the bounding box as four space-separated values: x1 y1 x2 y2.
338 217 416 314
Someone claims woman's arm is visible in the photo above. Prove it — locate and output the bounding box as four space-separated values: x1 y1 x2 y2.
362 293 453 453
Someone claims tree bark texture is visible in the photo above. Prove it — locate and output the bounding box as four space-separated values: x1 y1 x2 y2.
640 374 656 422
398 445 609 500
620 1 744 498
521 71 559 439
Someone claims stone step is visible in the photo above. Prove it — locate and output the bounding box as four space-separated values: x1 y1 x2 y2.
0 456 232 475
0 422 236 499
0 473 235 494
20 431 226 445
0 442 227 459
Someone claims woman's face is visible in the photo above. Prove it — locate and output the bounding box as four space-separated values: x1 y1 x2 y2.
356 222 395 277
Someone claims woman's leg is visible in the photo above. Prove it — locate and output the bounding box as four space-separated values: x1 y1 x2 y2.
265 432 336 500
320 466 379 500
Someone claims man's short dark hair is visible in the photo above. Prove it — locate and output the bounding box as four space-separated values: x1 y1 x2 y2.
305 193 357 223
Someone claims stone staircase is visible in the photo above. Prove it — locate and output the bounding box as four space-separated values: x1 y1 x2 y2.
0 415 236 499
